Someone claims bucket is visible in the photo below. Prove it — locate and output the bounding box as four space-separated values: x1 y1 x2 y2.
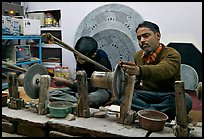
48 101 73 118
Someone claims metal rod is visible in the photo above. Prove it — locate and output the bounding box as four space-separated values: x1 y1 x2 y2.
2 66 25 73
2 61 27 72
42 33 111 72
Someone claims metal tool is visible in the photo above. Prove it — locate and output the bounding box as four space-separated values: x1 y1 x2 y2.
91 64 126 100
23 63 48 99
2 61 27 72
2 61 48 99
2 61 49 114
91 64 136 125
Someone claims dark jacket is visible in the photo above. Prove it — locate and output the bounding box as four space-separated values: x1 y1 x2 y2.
73 49 112 93
76 49 112 78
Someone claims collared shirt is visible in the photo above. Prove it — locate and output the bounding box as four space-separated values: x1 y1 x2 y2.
142 44 164 64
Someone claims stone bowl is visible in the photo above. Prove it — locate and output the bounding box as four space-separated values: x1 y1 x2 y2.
137 109 168 132
48 101 73 118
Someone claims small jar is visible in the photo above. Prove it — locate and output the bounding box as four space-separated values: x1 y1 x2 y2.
61 66 69 79
54 65 62 77
44 13 54 27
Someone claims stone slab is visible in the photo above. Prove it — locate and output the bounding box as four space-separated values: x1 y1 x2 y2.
2 107 178 137
2 107 49 127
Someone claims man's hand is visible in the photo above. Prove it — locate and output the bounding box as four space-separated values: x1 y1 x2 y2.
118 61 140 76
52 76 73 86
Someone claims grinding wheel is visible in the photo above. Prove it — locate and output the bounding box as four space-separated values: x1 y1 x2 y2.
112 64 126 99
24 63 48 99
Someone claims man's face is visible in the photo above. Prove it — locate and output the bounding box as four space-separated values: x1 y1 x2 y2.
76 55 87 64
136 27 161 54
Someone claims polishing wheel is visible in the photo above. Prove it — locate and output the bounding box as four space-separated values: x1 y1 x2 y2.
112 64 126 99
91 64 126 100
24 63 48 99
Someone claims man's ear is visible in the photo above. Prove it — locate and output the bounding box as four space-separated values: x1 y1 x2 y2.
155 32 161 40
155 32 161 39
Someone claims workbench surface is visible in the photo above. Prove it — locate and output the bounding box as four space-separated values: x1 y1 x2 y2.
2 106 202 137
2 86 202 137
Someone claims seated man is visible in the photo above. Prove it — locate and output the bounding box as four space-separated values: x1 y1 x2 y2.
117 21 192 120
53 36 112 108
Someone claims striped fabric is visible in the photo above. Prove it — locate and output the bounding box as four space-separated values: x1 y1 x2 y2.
142 44 163 64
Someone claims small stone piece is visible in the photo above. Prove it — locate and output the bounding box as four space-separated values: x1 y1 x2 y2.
65 113 76 121
93 111 107 118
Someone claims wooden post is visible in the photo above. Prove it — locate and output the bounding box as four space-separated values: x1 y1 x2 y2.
7 72 19 98
7 72 24 109
74 70 90 118
195 82 202 100
174 81 189 137
38 75 51 115
118 75 136 125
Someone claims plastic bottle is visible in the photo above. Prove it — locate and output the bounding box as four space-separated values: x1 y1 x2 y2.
61 66 69 79
54 65 62 77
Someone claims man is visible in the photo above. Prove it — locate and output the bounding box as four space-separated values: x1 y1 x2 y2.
117 21 192 120
53 36 112 108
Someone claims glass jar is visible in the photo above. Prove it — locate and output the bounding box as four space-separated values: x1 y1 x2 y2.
54 65 62 77
61 66 69 79
44 13 54 27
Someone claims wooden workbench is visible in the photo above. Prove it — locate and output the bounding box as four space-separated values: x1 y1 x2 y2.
2 87 202 137
2 106 177 137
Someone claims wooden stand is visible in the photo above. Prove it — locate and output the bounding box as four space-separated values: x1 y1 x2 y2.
74 70 90 118
7 72 24 109
174 81 189 137
37 75 51 115
118 75 136 125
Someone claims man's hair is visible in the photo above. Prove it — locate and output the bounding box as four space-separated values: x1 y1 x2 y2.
74 36 98 57
136 21 160 33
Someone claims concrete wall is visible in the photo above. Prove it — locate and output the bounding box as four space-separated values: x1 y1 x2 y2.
23 2 202 72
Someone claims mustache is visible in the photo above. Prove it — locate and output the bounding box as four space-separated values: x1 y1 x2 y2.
140 43 149 49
